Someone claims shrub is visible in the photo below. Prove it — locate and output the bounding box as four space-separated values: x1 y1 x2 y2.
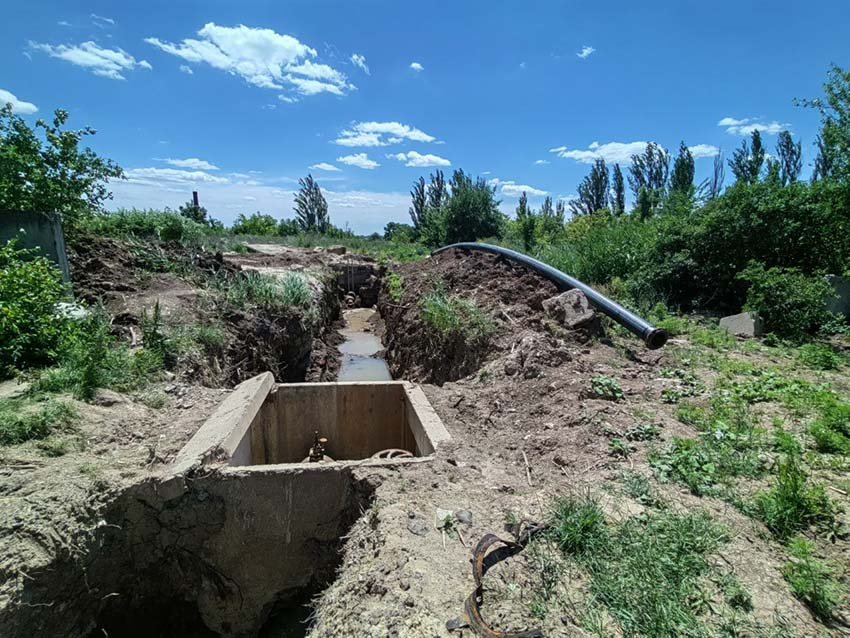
0 396 78 445
809 400 850 454
753 455 836 540
231 212 279 236
279 272 312 308
739 262 836 342
795 342 846 370
386 272 404 302
80 208 212 243
0 239 69 377
782 537 846 620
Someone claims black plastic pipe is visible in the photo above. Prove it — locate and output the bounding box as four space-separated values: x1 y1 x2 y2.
432 242 668 350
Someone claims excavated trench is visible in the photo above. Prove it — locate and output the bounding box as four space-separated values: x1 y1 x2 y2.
6 262 434 638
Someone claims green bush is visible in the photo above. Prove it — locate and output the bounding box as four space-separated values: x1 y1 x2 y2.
420 287 494 340
782 537 846 620
0 395 78 445
80 208 213 243
231 212 280 236
809 400 850 454
0 239 69 377
739 262 836 342
795 342 846 370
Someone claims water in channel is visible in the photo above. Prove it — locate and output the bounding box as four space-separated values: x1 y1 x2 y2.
336 308 392 381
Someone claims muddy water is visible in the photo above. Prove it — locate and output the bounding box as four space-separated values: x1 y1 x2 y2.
337 308 392 381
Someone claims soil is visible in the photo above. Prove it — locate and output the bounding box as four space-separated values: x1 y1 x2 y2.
2 242 848 637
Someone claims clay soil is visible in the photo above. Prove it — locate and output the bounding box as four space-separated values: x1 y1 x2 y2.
1 243 848 637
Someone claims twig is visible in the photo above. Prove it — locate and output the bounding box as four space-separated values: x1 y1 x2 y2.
457 527 467 547
828 485 848 496
554 461 570 478
522 450 533 487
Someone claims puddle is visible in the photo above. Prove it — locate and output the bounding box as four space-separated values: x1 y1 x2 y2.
338 308 392 381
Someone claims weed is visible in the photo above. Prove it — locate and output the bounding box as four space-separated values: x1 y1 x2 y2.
619 471 664 507
386 271 404 303
608 438 633 458
716 571 753 612
691 326 736 350
623 421 661 441
548 495 607 555
795 342 845 370
660 368 705 403
752 455 836 540
280 271 313 308
781 537 846 620
420 286 494 340
0 396 78 445
191 323 228 356
808 400 850 455
137 390 168 409
141 301 174 368
36 435 79 457
589 376 624 401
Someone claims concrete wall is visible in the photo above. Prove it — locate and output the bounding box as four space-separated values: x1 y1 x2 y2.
0 210 70 282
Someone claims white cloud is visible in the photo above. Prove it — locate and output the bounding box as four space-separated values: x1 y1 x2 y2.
57 20 71 27
577 46 595 59
124 167 229 186
534 159 550 165
337 153 379 169
688 144 720 159
488 178 548 198
718 116 787 136
29 41 152 80
179 64 193 74
0 88 38 114
309 162 341 171
549 140 649 164
387 151 451 167
333 121 436 147
160 157 219 170
90 14 114 26
409 62 423 72
350 53 369 75
144 23 353 98
278 95 297 104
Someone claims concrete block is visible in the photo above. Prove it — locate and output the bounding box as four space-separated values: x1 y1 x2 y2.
825 275 850 318
0 210 70 282
719 311 763 337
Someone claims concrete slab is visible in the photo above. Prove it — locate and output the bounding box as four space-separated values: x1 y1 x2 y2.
719 311 763 337
825 275 850 318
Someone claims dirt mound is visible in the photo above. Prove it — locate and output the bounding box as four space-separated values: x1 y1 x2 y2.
379 249 598 384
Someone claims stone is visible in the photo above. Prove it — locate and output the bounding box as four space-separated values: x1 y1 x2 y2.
825 275 850 318
542 290 601 334
90 389 128 407
455 510 473 525
406 515 430 536
326 245 347 255
718 311 763 337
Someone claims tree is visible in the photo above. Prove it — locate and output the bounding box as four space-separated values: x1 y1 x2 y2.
178 199 208 225
570 158 609 216
383 222 416 242
797 64 850 181
611 164 625 215
701 152 725 201
293 174 329 233
409 176 427 230
538 195 562 236
231 212 278 235
669 142 695 196
628 142 670 200
729 130 765 184
426 170 447 211
776 130 802 185
278 218 300 236
555 199 566 223
515 191 536 251
442 169 504 244
0 105 123 229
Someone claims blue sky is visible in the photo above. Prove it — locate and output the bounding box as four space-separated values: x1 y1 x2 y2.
2 1 848 233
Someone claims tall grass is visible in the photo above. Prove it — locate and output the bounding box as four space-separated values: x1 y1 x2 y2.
419 286 494 339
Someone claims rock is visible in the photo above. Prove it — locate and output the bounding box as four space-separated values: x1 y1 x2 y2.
90 389 128 407
406 515 429 536
718 311 763 337
403 595 415 608
504 352 522 376
455 510 473 525
326 245 347 255
542 290 601 334
825 275 850 318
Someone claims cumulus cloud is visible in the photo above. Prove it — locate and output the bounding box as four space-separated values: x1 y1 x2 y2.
336 153 379 169
576 46 595 59
309 162 341 171
350 53 369 75
29 41 152 80
688 144 720 159
0 88 38 114
387 151 451 167
409 62 423 72
144 23 353 98
160 157 219 170
488 178 548 198
333 121 436 147
534 159 549 165
124 167 229 186
718 116 787 136
549 141 649 164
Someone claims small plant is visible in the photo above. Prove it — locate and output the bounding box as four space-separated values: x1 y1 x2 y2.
753 455 836 540
141 301 174 368
716 571 753 612
808 400 850 455
420 286 494 340
279 271 313 308
386 271 404 303
690 325 736 349
589 376 624 401
782 537 845 620
0 396 78 445
660 368 704 404
549 495 608 555
619 471 664 507
608 438 633 458
795 342 845 370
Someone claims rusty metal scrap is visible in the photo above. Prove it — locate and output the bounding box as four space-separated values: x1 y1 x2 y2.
447 521 548 638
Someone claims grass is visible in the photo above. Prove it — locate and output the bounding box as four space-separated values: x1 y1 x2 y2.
795 342 847 371
543 495 730 637
212 270 313 312
0 396 78 445
781 537 846 620
589 376 625 401
419 285 494 340
386 271 404 302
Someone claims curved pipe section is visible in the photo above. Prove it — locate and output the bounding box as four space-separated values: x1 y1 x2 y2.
432 242 668 350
